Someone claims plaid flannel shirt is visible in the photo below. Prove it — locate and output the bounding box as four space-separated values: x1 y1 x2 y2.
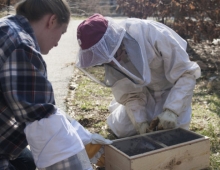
0 15 56 160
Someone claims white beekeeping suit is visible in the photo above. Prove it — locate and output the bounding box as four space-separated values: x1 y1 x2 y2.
76 14 201 138
107 18 201 137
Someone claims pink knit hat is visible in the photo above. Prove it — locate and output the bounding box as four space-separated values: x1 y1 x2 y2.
77 13 108 50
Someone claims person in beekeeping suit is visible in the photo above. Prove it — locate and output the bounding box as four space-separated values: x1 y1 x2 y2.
75 13 201 138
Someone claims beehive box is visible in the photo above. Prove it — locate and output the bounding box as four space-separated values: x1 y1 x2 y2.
105 128 210 170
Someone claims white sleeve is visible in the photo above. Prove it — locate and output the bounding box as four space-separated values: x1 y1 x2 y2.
163 73 196 115
147 21 201 115
71 119 92 145
61 109 92 145
148 21 201 83
24 109 84 168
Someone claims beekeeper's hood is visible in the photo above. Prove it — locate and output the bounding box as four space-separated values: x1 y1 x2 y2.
76 13 146 87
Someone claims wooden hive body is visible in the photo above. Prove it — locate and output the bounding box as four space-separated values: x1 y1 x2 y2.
105 128 210 170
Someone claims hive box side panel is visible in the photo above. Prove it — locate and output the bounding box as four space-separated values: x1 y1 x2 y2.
131 139 210 170
105 146 131 170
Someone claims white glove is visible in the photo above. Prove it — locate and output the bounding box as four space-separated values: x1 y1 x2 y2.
157 110 178 129
91 133 112 145
125 100 150 134
111 78 146 105
136 121 151 134
111 78 149 134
